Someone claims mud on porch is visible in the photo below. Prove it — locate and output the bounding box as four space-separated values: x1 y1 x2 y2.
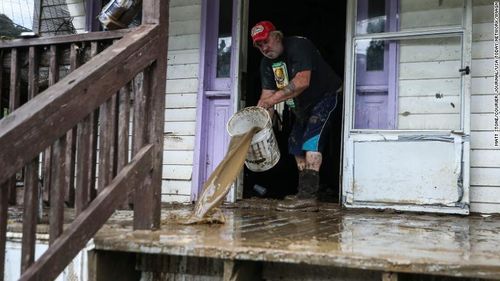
81 199 500 281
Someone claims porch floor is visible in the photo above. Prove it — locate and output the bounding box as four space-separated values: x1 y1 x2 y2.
90 199 500 280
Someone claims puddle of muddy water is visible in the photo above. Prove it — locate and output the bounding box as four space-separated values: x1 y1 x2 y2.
182 127 260 225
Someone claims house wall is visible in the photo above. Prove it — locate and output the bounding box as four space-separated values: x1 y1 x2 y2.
398 36 461 130
161 0 500 211
469 0 500 213
162 0 202 203
384 0 500 213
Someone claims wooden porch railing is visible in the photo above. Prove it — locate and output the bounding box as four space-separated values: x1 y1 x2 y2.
0 0 168 280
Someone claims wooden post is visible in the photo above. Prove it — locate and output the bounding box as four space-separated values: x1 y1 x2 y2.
133 0 169 230
9 48 21 112
7 48 21 204
21 46 41 273
22 159 39 272
0 180 8 281
0 50 4 118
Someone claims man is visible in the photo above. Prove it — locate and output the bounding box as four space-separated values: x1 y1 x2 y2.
251 20 342 211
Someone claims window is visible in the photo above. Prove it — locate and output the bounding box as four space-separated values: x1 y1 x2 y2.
353 0 466 130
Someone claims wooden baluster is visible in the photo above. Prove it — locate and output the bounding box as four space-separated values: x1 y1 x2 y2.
89 42 100 201
89 111 99 201
76 44 92 214
96 39 115 194
42 149 51 205
0 182 8 281
98 40 119 194
76 114 93 214
0 50 3 119
132 71 147 224
9 48 21 113
128 74 143 208
50 137 66 245
21 46 40 273
8 48 21 205
42 44 61 207
76 42 99 214
75 111 99 214
64 44 81 207
98 94 118 194
118 83 131 208
47 44 66 244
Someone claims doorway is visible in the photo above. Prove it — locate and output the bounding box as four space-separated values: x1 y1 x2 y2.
242 0 347 200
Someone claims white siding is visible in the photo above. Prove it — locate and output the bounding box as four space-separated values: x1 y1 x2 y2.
399 0 463 30
397 1 463 130
470 1 500 213
398 37 462 129
162 0 202 203
5 238 88 281
374 1 500 213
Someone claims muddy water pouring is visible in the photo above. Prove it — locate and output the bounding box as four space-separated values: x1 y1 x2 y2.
184 107 280 224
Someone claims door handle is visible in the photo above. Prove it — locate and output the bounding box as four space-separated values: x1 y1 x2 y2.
459 66 470 75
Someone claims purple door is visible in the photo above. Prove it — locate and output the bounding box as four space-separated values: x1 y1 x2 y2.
192 0 238 200
355 0 398 129
205 97 232 177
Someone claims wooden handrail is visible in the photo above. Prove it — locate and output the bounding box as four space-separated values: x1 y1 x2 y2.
0 0 167 279
0 24 159 185
19 144 154 281
0 29 131 48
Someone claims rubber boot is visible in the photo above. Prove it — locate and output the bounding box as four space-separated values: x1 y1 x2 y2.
277 169 319 211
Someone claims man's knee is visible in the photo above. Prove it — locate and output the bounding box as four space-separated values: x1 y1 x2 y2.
305 151 322 171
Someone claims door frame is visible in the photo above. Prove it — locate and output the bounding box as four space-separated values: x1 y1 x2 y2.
342 0 472 214
191 0 247 202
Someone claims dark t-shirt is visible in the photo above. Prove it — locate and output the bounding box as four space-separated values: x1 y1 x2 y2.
260 36 342 119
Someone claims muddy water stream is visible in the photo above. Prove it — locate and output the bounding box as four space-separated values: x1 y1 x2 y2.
183 127 260 224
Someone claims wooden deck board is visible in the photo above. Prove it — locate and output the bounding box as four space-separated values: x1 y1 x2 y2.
87 201 500 280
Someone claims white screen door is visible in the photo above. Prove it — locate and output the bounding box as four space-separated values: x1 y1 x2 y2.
342 0 472 214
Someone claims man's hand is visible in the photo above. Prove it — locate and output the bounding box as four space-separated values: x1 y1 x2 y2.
257 97 271 109
258 89 276 109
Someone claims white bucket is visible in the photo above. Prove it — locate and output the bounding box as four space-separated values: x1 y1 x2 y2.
227 106 280 172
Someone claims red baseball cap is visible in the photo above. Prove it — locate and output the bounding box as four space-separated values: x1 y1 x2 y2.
251 21 276 43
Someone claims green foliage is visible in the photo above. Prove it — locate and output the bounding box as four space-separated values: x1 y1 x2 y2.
0 14 31 38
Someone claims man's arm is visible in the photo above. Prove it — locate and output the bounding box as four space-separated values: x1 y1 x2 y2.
257 70 311 109
259 89 276 102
